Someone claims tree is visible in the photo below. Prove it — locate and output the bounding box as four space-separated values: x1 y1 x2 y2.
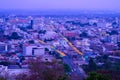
28 58 68 80
15 57 69 80
112 22 119 28
115 64 120 71
45 48 49 51
93 23 97 27
88 58 97 71
10 32 21 40
39 30 46 34
102 55 111 70
110 30 118 35
85 72 111 80
19 27 27 32
79 32 88 38
15 73 28 80
28 40 34 44
63 64 71 72
117 42 120 49
102 54 109 61
0 76 7 80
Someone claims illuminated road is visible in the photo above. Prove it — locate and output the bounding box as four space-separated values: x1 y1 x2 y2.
37 39 86 79
38 39 66 57
52 26 83 56
59 34 83 55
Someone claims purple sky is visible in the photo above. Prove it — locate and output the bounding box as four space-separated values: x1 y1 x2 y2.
0 0 120 11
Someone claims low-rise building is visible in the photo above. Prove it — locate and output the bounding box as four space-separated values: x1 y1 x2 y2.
23 44 45 56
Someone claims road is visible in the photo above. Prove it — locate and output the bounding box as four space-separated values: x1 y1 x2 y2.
37 39 86 79
59 33 83 55
63 56 86 79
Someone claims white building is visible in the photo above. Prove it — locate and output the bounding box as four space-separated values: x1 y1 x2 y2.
0 65 8 77
42 31 57 40
23 45 45 56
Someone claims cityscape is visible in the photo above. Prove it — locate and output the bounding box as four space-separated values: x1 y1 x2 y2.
0 0 120 80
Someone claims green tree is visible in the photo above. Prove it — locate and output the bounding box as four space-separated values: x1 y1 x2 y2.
63 64 71 72
0 76 7 80
79 32 88 38
39 30 46 34
88 58 97 71
28 40 34 44
85 72 111 80
10 32 21 39
110 30 118 35
115 64 120 71
45 48 49 51
117 42 120 49
102 55 111 70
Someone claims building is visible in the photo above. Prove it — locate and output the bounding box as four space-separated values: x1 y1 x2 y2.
0 42 8 52
64 31 77 37
111 35 120 44
23 45 45 56
30 20 34 29
0 65 8 78
41 31 57 40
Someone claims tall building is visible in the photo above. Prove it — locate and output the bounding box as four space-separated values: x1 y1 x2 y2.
30 20 34 29
3 17 9 22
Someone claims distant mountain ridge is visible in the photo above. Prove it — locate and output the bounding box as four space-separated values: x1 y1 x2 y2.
0 9 120 16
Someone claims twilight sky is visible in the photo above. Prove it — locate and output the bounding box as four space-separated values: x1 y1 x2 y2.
0 0 120 11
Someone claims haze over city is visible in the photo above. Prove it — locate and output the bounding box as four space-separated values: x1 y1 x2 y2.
0 0 120 11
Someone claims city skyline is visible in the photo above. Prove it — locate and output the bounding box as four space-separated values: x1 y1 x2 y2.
0 1 120 79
